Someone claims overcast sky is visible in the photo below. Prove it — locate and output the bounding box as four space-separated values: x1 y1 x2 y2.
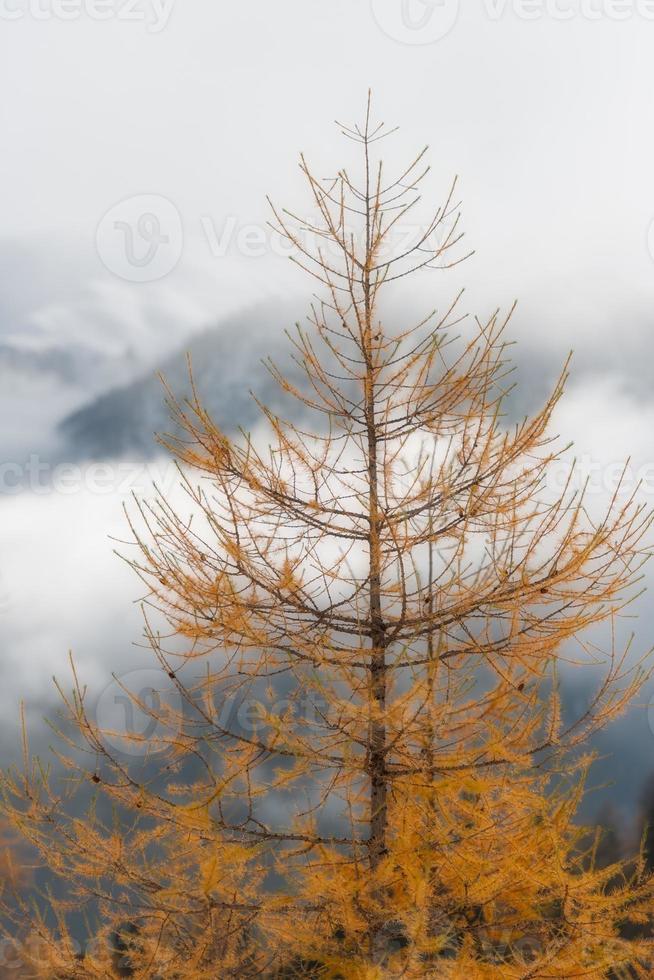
2 2 654 821
2 3 654 366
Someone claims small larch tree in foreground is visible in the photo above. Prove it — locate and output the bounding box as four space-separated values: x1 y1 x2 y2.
2 98 654 978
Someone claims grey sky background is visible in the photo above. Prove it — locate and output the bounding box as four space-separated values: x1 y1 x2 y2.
1 2 654 825
2 3 654 397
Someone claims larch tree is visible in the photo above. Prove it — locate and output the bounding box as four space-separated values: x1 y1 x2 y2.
2 97 654 978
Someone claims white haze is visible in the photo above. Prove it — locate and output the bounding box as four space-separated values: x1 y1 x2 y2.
1 4 654 820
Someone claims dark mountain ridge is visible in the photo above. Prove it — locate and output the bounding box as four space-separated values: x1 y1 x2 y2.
59 302 306 460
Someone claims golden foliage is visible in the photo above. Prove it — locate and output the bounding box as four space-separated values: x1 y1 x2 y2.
2 97 654 977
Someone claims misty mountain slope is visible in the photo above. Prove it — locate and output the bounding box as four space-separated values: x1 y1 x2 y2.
0 238 306 464
59 302 310 460
59 287 651 464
